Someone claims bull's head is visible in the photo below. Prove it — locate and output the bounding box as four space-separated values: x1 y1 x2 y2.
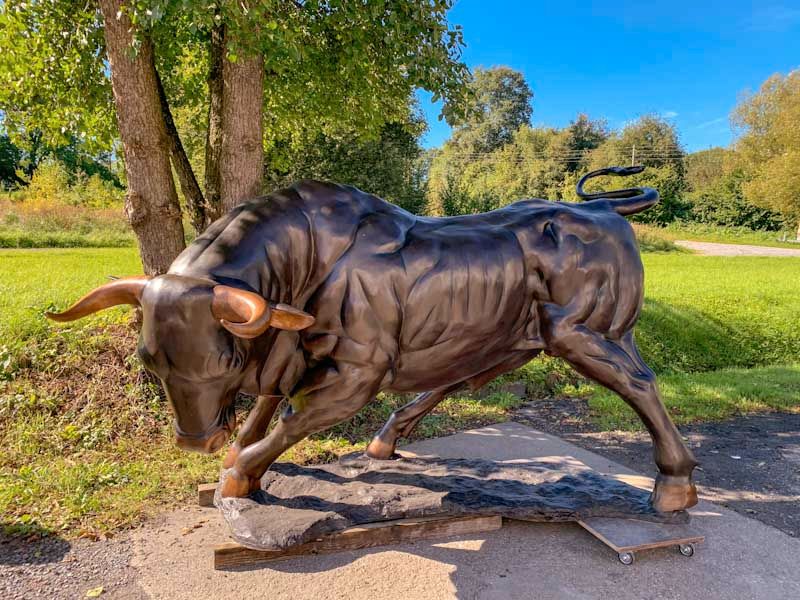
46 275 314 453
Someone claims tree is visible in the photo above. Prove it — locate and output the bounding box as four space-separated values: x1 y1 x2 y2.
99 0 186 274
451 66 533 153
549 113 609 174
587 115 689 224
683 147 782 229
265 110 429 215
733 71 800 239
685 147 728 192
0 1 469 272
0 134 26 189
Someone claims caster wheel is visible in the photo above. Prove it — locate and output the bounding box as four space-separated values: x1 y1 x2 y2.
618 552 635 565
678 544 694 557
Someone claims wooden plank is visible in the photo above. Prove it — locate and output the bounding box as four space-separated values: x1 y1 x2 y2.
197 483 217 507
578 517 704 553
214 514 503 570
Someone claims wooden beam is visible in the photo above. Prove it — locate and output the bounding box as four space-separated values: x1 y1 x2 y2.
214 514 503 570
198 483 217 507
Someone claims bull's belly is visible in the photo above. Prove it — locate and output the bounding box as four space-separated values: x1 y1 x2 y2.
388 334 523 392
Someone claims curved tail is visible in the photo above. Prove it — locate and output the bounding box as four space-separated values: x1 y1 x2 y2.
576 166 659 216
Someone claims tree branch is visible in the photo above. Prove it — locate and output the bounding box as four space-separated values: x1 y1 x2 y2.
154 64 207 234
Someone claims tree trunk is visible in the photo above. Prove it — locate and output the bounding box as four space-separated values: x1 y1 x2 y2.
155 67 206 235
99 0 185 275
204 20 225 225
220 50 264 212
796 220 800 242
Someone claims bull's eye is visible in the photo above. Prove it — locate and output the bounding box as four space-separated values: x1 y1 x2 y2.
215 348 244 373
231 350 244 370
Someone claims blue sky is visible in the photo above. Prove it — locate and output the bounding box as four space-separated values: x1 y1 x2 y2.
418 0 800 152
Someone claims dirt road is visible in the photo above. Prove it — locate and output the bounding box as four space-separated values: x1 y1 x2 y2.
675 240 800 256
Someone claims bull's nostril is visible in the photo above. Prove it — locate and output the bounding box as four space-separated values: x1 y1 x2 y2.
206 429 229 453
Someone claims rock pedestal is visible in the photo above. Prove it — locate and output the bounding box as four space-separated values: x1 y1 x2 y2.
215 454 687 551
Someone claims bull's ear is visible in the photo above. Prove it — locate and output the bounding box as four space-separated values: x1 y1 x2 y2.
269 303 315 331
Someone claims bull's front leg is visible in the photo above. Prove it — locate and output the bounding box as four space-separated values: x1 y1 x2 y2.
220 364 385 498
222 394 283 469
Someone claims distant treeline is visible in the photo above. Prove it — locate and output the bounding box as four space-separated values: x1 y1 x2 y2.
3 67 798 238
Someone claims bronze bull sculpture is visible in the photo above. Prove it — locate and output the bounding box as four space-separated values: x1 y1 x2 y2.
47 166 698 512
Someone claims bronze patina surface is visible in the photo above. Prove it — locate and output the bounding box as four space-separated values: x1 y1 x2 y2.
48 166 698 513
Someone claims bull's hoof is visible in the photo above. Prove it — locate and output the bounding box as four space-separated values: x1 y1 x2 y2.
365 436 398 460
222 444 240 469
651 475 698 513
220 469 260 498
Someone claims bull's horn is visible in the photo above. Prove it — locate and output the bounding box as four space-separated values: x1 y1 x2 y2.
211 286 315 339
45 276 151 322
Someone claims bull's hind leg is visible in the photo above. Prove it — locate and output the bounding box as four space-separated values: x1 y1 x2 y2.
544 319 698 512
220 364 385 498
366 384 461 459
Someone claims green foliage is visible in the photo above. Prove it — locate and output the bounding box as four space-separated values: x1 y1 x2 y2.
426 83 688 223
0 1 115 151
0 0 469 154
0 134 25 189
587 115 689 224
265 118 428 214
688 169 784 229
684 147 783 229
450 66 533 153
733 71 800 235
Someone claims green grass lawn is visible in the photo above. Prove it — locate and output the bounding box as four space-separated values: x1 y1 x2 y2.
0 248 143 344
0 247 524 537
1 247 798 536
637 254 800 373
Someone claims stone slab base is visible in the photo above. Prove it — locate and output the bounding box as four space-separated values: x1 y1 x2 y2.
215 453 687 551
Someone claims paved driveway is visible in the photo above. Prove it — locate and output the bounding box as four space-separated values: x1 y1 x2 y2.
127 422 800 600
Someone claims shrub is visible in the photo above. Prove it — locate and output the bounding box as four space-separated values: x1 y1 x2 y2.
687 170 784 230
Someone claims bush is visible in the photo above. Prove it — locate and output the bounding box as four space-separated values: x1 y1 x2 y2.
9 158 124 208
0 158 130 248
687 170 784 230
0 199 133 248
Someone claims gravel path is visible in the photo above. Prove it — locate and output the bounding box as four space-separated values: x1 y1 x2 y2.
674 240 800 256
0 531 146 599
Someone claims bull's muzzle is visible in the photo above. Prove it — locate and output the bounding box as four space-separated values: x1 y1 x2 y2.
174 404 235 454
175 427 230 454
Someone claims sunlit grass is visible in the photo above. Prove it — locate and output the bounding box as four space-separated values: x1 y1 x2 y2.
587 365 800 430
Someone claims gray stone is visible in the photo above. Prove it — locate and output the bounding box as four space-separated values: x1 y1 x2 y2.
215 454 687 551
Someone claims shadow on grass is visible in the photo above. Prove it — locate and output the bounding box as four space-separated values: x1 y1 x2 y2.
635 299 792 374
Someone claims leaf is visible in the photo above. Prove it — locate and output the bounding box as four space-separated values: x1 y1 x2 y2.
85 587 104 598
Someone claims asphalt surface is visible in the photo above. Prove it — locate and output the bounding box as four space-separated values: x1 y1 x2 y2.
3 422 799 599
514 402 800 538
